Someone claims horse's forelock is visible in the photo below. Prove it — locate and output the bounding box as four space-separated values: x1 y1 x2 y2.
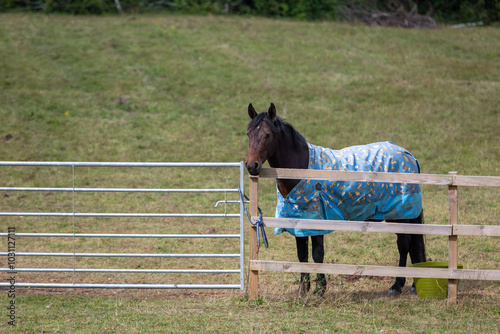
248 112 279 132
247 112 305 149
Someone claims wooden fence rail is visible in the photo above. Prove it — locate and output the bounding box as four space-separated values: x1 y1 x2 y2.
258 168 500 187
248 169 500 305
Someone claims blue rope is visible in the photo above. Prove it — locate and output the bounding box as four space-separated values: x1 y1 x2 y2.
238 188 268 248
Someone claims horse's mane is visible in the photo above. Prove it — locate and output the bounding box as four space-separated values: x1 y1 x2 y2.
248 113 307 150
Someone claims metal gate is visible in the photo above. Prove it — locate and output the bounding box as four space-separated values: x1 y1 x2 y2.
0 162 245 289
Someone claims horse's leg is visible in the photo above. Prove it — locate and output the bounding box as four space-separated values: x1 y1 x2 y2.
408 213 426 293
388 233 411 296
311 235 326 296
295 236 310 295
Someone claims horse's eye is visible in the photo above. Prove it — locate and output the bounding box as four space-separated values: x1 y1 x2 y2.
265 133 270 139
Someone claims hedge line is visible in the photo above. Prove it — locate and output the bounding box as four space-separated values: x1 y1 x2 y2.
0 0 498 23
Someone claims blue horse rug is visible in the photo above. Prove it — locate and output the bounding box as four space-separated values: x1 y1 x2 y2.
274 141 422 237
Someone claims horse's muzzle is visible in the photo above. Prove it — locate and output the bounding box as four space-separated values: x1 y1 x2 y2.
245 161 261 176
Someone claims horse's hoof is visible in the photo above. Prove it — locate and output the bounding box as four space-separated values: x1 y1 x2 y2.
388 289 401 297
410 286 417 294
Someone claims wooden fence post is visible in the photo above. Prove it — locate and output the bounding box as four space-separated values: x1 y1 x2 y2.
248 175 259 300
448 171 459 305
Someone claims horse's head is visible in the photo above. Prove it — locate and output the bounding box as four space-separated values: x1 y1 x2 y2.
245 103 278 175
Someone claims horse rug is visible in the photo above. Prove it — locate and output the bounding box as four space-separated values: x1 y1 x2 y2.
274 141 422 237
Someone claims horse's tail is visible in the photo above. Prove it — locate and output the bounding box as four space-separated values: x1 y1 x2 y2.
409 211 426 265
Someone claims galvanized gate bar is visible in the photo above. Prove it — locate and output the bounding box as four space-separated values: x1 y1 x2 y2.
0 161 246 290
0 233 240 238
0 212 240 217
0 283 241 289
0 252 240 258
239 160 246 289
0 162 241 167
0 187 239 193
0 268 240 274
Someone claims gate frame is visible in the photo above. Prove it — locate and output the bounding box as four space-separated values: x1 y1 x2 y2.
0 161 246 290
248 168 500 305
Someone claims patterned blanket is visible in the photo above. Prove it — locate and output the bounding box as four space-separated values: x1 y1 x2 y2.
274 141 422 237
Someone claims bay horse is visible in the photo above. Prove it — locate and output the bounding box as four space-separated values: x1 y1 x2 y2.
245 103 426 296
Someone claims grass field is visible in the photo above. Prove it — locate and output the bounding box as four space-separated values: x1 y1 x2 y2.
0 13 499 333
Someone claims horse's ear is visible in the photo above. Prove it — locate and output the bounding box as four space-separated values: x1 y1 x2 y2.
267 103 276 120
248 103 257 119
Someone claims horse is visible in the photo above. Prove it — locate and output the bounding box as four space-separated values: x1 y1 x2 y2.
245 103 426 297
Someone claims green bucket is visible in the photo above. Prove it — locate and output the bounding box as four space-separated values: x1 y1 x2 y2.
412 262 463 300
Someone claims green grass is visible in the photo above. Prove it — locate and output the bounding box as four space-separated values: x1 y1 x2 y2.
0 13 499 333
3 292 499 333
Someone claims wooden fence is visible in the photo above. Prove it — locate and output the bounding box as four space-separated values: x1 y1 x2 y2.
248 169 500 305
